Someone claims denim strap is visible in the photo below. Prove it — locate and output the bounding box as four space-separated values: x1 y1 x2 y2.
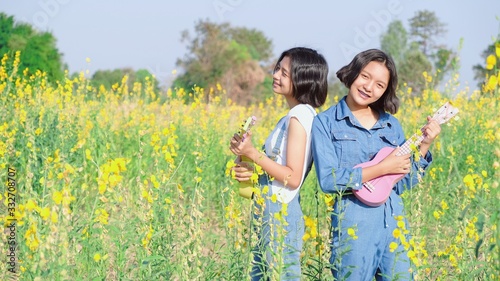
270 120 287 161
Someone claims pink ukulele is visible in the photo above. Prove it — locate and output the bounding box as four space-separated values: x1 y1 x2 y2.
353 102 459 207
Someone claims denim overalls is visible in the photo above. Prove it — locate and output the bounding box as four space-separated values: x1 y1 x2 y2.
250 120 304 281
312 97 433 280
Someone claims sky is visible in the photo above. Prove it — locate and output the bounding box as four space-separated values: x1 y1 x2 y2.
1 0 499 91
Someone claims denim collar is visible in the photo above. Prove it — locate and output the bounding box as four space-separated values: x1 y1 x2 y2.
336 96 392 130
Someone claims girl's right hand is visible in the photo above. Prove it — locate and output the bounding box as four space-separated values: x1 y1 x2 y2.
381 147 412 175
229 131 255 158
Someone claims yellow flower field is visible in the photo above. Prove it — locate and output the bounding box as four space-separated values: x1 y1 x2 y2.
0 48 499 280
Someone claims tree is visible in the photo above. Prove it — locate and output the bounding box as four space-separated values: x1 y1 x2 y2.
173 20 273 104
380 20 408 67
397 43 433 93
408 10 458 86
380 20 432 94
323 74 347 107
0 13 65 82
409 10 447 56
91 68 159 93
380 12 457 93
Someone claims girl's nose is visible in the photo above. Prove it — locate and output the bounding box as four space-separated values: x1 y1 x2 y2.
364 81 373 92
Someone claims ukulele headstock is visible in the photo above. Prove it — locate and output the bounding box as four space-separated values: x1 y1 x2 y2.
432 102 459 125
238 116 257 141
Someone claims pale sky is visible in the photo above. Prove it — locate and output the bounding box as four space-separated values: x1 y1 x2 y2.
2 0 499 91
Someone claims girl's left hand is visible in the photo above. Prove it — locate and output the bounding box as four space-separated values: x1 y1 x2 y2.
421 116 441 145
229 131 255 157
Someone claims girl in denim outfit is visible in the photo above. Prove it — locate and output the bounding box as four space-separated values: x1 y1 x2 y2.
229 47 328 280
312 49 441 281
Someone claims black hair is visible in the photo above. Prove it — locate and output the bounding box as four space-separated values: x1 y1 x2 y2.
275 47 328 108
336 49 399 114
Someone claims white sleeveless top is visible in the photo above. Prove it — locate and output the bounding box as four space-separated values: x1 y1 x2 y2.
263 104 316 203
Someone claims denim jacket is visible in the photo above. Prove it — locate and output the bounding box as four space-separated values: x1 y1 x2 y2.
312 96 432 196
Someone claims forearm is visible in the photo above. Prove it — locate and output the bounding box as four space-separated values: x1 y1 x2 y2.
419 142 431 158
361 162 391 183
394 151 433 194
246 147 302 189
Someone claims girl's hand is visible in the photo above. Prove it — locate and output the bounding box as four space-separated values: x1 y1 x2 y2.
421 116 442 145
381 147 412 175
361 147 411 182
229 131 255 157
231 159 254 181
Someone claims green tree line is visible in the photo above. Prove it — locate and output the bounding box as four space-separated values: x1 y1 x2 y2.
0 12 159 93
1 11 497 103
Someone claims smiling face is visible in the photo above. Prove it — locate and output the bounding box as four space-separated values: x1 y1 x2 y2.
347 60 389 110
272 56 293 97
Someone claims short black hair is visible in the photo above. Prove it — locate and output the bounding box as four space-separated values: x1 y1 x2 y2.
336 49 399 114
275 47 328 108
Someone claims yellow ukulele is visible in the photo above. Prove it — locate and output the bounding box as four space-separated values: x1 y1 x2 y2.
236 116 257 198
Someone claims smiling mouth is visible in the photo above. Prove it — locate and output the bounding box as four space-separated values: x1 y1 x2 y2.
359 90 370 98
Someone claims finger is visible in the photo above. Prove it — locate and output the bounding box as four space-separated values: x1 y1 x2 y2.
399 152 411 159
233 166 249 173
234 172 253 180
391 147 401 156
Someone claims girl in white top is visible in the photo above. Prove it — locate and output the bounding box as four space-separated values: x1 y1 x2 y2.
229 47 328 280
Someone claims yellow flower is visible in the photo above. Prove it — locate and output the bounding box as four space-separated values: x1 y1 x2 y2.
25 223 40 251
324 194 334 207
496 41 500 57
463 174 474 188
487 75 498 91
25 199 37 211
486 54 496 70
389 241 398 252
271 193 277 203
407 250 416 260
94 208 109 225
393 228 401 239
98 183 106 194
281 203 288 217
94 253 101 262
304 216 315 228
397 220 406 229
347 228 358 240
449 254 457 267
85 149 92 160
440 200 449 210
433 210 442 220
51 211 58 223
52 190 63 205
302 232 311 242
39 207 50 221
465 155 475 165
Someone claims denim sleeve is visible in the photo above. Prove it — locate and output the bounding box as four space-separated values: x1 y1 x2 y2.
312 115 363 193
